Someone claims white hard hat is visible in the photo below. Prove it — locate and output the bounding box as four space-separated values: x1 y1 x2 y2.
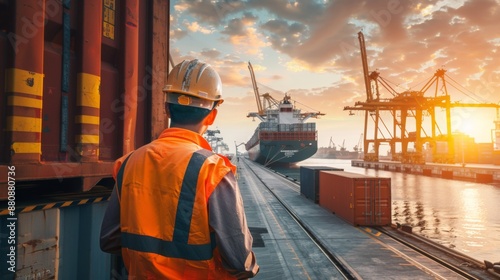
163 59 223 109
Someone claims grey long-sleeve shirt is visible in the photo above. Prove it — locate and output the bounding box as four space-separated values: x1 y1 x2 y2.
100 171 259 279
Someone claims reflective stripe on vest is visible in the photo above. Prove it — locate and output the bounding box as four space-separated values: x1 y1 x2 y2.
117 149 217 261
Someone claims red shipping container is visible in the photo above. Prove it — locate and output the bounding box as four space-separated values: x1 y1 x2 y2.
319 171 391 226
0 0 170 199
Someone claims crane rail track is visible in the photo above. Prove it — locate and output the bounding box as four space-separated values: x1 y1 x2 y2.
374 226 488 280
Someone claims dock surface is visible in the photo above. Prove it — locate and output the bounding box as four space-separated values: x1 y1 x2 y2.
237 157 494 279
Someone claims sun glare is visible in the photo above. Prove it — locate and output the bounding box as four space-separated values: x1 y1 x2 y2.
458 119 475 135
455 116 494 143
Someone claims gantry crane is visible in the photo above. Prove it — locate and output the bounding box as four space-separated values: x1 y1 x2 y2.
344 32 500 164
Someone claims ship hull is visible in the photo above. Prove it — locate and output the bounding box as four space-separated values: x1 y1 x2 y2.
247 139 318 165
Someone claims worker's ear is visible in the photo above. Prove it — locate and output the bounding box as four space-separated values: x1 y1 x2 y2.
204 108 218 125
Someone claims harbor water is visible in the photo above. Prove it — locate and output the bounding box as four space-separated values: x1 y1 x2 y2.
270 158 500 263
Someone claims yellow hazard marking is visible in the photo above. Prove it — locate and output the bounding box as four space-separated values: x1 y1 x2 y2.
11 142 42 154
43 203 56 210
1 197 110 216
77 73 101 108
62 201 72 207
8 96 43 109
22 206 37 213
363 227 382 236
7 116 41 132
5 68 44 96
75 115 100 125
76 134 99 144
78 199 89 205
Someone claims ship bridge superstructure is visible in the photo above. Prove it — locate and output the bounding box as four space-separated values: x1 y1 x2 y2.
245 62 325 165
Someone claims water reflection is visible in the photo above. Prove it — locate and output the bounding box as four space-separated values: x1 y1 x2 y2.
290 158 500 262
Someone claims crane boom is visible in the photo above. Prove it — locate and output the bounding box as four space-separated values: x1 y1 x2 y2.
358 31 373 102
248 62 264 114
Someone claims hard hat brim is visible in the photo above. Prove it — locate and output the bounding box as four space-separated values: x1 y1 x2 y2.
165 92 218 109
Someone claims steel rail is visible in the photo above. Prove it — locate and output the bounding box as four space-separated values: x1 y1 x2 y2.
374 226 483 280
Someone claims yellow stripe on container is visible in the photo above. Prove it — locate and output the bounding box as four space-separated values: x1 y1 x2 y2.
5 68 44 96
7 116 41 132
76 134 99 144
77 73 101 108
8 96 43 109
75 115 100 125
11 142 42 154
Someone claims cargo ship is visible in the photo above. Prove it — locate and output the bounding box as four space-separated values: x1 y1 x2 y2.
245 62 324 166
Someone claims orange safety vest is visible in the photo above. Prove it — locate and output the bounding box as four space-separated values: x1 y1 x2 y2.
116 129 237 279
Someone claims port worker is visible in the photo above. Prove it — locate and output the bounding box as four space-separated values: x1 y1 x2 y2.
100 59 259 279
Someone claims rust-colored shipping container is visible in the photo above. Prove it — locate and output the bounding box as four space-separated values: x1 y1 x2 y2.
319 171 391 226
0 0 170 199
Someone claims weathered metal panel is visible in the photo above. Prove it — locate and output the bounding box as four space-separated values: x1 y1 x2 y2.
319 171 391 226
16 208 60 279
0 202 113 279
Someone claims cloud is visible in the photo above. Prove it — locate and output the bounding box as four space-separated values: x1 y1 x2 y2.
175 0 244 26
171 0 500 150
220 13 269 56
200 48 222 59
185 21 214 34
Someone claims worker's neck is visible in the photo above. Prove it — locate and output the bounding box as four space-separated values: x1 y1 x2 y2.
170 123 207 135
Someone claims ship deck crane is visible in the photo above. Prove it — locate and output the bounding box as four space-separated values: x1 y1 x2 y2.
247 61 324 122
340 139 346 152
247 62 283 122
344 31 500 164
353 133 363 152
328 137 337 150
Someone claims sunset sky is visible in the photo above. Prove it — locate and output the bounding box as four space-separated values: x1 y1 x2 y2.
169 0 500 154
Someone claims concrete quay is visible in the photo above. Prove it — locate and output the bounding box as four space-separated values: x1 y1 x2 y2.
351 159 500 183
